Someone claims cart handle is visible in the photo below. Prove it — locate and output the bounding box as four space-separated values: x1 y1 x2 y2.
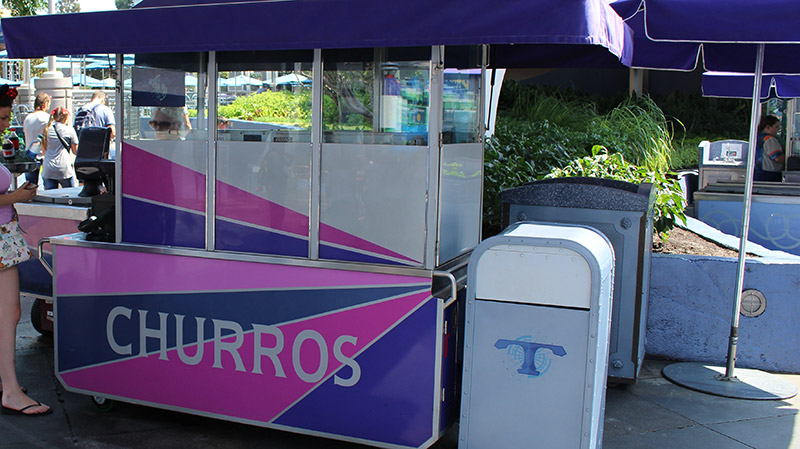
433 270 458 309
37 238 53 276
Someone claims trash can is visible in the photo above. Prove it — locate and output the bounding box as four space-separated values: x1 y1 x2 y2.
676 169 698 205
502 177 655 383
459 222 614 449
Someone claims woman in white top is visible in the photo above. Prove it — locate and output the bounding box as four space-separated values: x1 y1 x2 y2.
41 106 79 190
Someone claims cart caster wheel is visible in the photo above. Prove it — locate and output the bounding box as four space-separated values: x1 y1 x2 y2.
90 396 114 412
30 299 53 336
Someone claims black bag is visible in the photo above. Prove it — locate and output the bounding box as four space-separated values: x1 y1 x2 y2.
78 194 115 242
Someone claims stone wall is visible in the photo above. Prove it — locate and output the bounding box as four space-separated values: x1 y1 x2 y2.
647 254 800 373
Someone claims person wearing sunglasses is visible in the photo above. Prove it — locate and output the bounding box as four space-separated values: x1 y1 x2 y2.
149 107 190 140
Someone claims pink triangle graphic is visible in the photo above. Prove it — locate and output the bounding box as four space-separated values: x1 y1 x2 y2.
60 291 431 423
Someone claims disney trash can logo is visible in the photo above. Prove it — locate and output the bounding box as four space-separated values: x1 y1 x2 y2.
495 337 566 377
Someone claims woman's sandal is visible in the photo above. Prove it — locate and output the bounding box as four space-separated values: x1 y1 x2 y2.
1 401 52 416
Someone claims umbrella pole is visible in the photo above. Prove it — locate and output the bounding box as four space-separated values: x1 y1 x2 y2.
724 43 765 380
662 43 796 400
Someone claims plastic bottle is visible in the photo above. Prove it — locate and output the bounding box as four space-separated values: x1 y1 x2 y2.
8 130 19 150
2 137 14 161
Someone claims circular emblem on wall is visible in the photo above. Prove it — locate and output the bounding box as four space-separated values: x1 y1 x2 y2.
740 289 766 317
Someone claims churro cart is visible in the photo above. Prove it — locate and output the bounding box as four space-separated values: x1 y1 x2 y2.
3 0 631 447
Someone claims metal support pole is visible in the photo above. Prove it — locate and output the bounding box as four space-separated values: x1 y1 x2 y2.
724 43 765 380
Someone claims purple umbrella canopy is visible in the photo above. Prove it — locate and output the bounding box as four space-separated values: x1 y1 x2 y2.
3 0 632 69
612 0 800 72
702 72 800 99
611 0 800 396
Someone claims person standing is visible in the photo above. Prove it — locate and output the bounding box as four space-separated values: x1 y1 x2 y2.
0 84 52 416
754 115 786 182
22 92 51 185
41 107 79 190
77 91 116 140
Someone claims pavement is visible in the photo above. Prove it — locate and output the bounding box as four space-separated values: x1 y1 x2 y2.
5 296 800 449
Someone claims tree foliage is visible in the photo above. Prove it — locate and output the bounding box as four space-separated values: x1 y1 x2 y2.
114 0 131 9
2 0 45 16
56 0 79 13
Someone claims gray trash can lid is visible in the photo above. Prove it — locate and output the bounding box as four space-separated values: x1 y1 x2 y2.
501 177 654 212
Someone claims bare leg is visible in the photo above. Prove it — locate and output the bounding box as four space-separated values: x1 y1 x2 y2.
0 266 49 414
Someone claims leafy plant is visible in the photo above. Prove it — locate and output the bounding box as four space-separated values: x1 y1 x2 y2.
498 82 600 129
546 146 687 240
591 96 677 172
484 84 686 237
482 119 586 235
218 90 312 127
2 0 46 16
653 92 750 138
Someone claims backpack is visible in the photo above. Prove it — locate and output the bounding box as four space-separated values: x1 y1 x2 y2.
73 103 99 135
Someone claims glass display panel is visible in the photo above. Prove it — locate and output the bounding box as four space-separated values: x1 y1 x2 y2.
793 108 800 157
121 53 208 249
214 52 313 257
216 52 312 144
438 143 482 264
123 53 208 141
764 98 787 148
322 50 430 145
319 143 427 266
442 69 481 144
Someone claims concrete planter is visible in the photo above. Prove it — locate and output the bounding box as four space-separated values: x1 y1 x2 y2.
647 253 800 373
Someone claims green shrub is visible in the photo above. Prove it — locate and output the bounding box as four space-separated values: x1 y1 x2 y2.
591 96 675 172
653 92 750 138
218 90 312 126
483 85 683 237
546 146 686 240
670 135 706 170
483 119 589 235
498 82 600 129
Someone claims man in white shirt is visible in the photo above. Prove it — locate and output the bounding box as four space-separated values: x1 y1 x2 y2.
22 92 51 184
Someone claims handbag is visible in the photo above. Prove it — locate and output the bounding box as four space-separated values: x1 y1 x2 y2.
0 209 32 269
54 124 72 152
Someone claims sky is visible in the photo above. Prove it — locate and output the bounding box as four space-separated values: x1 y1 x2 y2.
80 0 117 12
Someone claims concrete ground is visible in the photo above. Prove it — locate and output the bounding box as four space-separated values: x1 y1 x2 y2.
4 296 800 449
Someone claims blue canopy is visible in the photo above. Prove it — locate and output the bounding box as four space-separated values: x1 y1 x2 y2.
611 0 800 72
702 72 800 100
3 0 632 68
71 73 107 88
34 57 77 69
274 73 311 86
220 74 262 87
